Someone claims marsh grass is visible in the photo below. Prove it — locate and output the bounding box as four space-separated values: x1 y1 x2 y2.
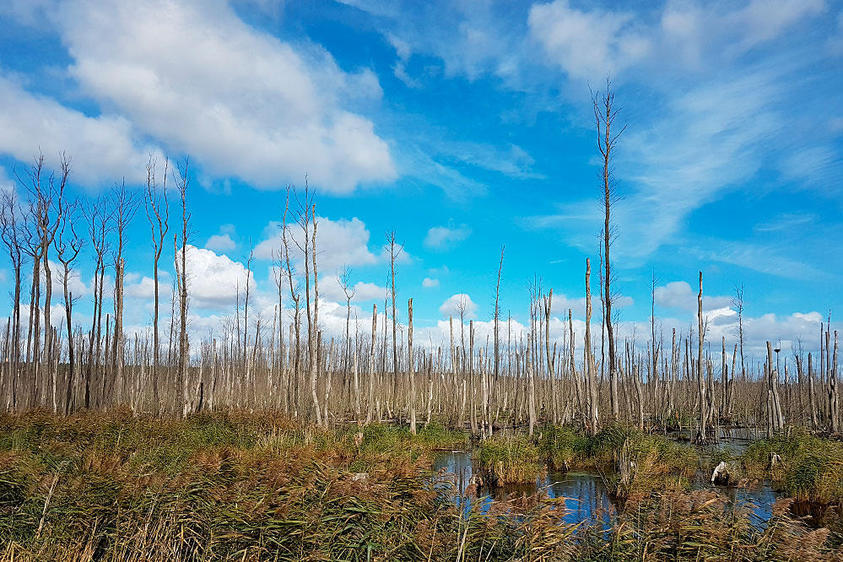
742 431 843 507
475 434 545 485
532 424 699 500
1 413 841 561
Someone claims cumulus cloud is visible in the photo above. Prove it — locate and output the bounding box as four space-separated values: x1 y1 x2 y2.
424 223 471 250
205 233 236 252
178 245 255 310
205 224 237 252
54 0 396 192
124 271 172 300
528 1 649 80
439 293 477 319
319 275 388 303
422 277 439 288
654 281 732 312
0 73 159 186
255 216 379 274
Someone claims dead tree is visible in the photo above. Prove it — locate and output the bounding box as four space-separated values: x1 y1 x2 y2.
30 154 69 408
366 303 377 424
408 298 416 434
55 200 82 414
0 191 24 409
584 258 598 435
593 80 626 421
111 180 139 405
280 187 302 417
493 246 504 422
175 159 191 417
386 231 403 413
310 204 322 426
697 271 706 442
85 196 114 408
339 267 358 418
144 156 169 411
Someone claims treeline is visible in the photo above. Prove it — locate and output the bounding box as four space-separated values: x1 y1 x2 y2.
0 151 837 442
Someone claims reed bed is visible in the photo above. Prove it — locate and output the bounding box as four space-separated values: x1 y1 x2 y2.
1 412 841 561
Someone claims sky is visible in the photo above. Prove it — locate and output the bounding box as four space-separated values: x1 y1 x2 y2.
0 0 840 362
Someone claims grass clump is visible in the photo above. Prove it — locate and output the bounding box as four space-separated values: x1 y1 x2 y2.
538 425 588 470
476 434 544 485
566 424 699 499
743 431 843 504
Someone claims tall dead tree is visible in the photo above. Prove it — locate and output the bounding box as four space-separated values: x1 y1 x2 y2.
175 159 191 417
386 231 402 412
0 191 24 409
584 258 598 435
85 196 113 408
493 246 504 414
111 180 138 404
31 155 68 403
144 156 169 411
408 298 416 434
280 187 301 417
593 80 625 421
697 272 706 441
733 286 746 382
366 303 377 424
310 204 322 426
55 200 82 413
339 267 357 418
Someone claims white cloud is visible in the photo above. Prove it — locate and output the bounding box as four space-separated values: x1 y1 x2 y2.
424 223 471 250
254 215 379 274
529 0 824 83
178 245 255 310
56 0 396 193
205 225 237 252
124 271 172 300
205 233 236 252
528 1 649 80
654 281 732 312
0 73 159 186
319 275 388 303
439 293 477 319
730 0 825 51
422 277 439 288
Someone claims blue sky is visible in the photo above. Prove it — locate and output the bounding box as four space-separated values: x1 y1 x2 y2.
0 0 840 358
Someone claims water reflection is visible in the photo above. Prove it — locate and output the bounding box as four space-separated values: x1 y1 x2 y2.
432 450 782 529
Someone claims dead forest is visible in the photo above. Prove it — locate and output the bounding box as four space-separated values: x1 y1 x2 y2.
0 92 838 443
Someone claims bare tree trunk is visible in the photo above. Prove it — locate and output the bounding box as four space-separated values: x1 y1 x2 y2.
310 205 323 427
544 289 557 426
526 332 536 437
831 330 839 433
697 271 706 442
176 160 190 418
493 246 504 433
594 82 625 422
584 258 598 435
145 158 169 413
807 353 818 428
408 298 416 434
366 304 377 424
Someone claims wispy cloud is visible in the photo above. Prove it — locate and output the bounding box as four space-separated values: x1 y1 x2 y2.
424 223 472 251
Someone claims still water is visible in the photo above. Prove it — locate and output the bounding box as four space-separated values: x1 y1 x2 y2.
432 450 780 528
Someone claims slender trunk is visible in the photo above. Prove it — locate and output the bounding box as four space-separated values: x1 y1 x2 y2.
697 271 706 441
408 298 416 434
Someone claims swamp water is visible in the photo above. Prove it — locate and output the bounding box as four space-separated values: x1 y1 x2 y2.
432 449 782 529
